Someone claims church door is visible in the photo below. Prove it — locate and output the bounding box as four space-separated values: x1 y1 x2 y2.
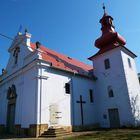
108 108 120 128
7 103 16 133
49 104 59 126
6 85 17 133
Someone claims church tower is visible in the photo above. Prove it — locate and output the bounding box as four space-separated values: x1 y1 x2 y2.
89 5 140 128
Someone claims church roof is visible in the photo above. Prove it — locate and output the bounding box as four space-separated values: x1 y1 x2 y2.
88 44 120 59
88 45 137 60
30 43 93 76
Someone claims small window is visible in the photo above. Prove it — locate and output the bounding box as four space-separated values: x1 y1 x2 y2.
108 86 114 97
128 58 132 68
103 114 107 119
89 89 94 103
65 83 70 94
104 59 110 69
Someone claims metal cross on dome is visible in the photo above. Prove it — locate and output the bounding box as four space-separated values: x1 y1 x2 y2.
13 47 20 64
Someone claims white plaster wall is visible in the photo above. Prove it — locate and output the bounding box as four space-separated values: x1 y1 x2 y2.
37 62 96 127
0 33 42 128
37 66 71 127
72 76 97 126
0 63 38 128
19 67 38 127
92 47 134 128
6 34 34 76
121 50 140 125
7 46 36 74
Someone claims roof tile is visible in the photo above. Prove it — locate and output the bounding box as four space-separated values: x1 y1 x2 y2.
30 43 93 75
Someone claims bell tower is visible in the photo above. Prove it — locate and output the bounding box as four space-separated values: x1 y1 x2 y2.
95 4 126 51
100 4 115 35
89 5 140 128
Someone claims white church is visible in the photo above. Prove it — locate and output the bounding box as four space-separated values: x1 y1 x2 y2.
0 7 140 137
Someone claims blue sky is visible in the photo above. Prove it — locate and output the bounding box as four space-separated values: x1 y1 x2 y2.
0 0 140 73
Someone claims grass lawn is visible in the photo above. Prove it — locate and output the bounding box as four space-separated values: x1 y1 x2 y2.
63 129 140 140
0 129 140 140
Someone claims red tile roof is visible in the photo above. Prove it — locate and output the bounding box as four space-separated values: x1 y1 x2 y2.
30 43 93 75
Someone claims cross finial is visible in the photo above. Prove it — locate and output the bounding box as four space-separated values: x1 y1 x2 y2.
25 28 28 33
17 25 22 35
103 3 106 14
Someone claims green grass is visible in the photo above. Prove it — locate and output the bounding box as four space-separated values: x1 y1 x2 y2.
1 129 140 140
63 129 140 140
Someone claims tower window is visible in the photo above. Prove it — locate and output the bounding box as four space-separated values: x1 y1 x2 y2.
128 58 132 68
108 86 114 98
104 59 110 69
89 89 94 103
103 114 107 119
65 83 70 94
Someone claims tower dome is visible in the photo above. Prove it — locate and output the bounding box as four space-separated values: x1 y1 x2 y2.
95 4 126 49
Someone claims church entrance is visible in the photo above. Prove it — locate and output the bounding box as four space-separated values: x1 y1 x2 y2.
108 108 120 128
49 104 59 127
6 85 17 133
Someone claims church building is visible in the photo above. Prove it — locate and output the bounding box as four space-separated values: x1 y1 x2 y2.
0 7 140 137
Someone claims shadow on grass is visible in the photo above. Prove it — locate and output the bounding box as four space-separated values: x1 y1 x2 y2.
0 134 30 139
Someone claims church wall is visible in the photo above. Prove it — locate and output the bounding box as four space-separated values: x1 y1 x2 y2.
0 84 8 125
36 64 97 130
121 50 140 125
19 66 38 127
37 66 71 127
92 48 134 128
6 47 26 75
72 76 97 126
0 64 38 129
6 32 32 74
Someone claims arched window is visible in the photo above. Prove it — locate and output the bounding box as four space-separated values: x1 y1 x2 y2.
108 86 114 98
